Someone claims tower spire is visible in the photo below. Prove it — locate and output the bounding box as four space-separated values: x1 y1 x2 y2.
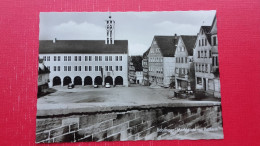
105 12 115 44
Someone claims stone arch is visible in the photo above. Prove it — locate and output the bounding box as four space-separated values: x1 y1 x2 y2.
53 76 61 86
74 76 82 85
115 76 123 85
94 76 102 85
84 76 92 85
63 76 72 86
105 76 113 85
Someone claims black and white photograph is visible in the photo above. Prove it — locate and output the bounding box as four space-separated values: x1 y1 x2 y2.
36 11 223 143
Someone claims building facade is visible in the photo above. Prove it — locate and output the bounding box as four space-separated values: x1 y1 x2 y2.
142 48 150 86
128 57 136 84
39 15 129 87
175 35 197 91
136 71 143 84
193 15 220 97
147 35 178 87
38 59 50 95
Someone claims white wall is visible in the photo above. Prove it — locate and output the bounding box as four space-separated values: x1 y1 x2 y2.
163 57 175 86
38 73 49 86
39 53 128 86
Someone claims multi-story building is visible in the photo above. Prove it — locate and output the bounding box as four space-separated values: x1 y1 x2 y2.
135 71 143 84
193 15 220 97
39 14 129 87
142 47 150 86
175 35 197 91
38 58 50 95
147 35 178 87
128 57 136 84
210 15 221 98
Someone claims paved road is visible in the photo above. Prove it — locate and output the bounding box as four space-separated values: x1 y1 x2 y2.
38 85 219 105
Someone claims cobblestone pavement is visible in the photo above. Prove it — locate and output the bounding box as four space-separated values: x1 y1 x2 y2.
37 85 220 107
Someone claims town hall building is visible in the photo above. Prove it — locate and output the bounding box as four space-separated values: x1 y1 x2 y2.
39 14 129 87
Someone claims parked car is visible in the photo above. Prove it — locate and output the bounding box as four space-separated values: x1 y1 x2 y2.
93 84 98 88
105 83 111 88
68 83 74 89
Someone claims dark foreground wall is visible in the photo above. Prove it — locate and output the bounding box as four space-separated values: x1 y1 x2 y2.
36 106 222 143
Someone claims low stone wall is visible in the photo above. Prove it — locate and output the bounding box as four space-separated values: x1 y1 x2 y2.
36 105 222 143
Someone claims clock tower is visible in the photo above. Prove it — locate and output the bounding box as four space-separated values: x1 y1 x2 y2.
105 13 115 44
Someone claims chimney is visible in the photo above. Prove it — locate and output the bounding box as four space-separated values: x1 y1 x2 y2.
53 38 57 43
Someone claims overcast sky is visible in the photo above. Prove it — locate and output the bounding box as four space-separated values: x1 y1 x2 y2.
40 11 216 55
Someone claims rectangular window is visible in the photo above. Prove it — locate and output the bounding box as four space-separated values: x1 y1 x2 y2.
85 56 88 61
197 77 202 85
64 56 67 61
213 36 217 46
212 57 215 66
109 56 112 61
68 66 71 71
54 66 56 71
198 51 200 58
199 40 201 46
78 66 81 71
78 56 81 61
47 56 50 61
95 66 98 71
74 66 77 71
115 56 118 61
205 64 208 72
205 50 207 58
99 56 102 61
181 57 183 63
209 50 212 58
74 56 77 61
116 66 118 71
185 57 187 63
58 56 60 61
95 56 98 61
68 56 71 61
57 66 60 71
43 56 46 61
202 39 204 46
99 66 102 71
216 56 219 66
64 66 67 71
105 66 108 71
119 66 122 71
89 66 92 71
109 66 112 71
89 56 92 61
54 56 56 61
105 56 108 61
85 66 88 71
201 51 203 58
205 39 207 46
119 56 122 61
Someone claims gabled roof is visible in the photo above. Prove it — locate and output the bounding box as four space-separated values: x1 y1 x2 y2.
143 47 151 58
180 35 197 56
39 40 128 54
210 14 217 34
201 26 212 45
154 36 179 57
38 62 50 74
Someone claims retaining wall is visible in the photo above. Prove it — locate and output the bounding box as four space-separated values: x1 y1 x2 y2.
36 105 222 143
